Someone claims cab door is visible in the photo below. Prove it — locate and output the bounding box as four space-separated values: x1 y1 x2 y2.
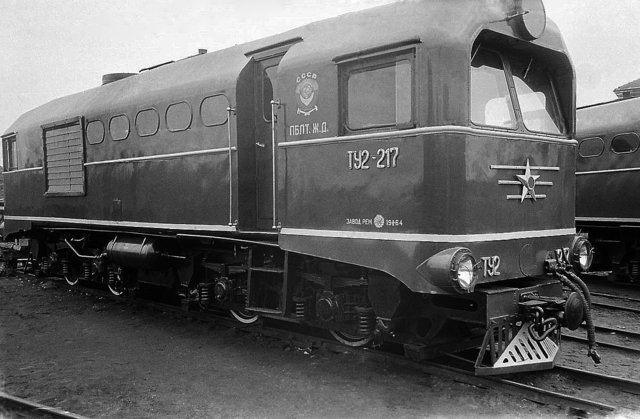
254 54 282 230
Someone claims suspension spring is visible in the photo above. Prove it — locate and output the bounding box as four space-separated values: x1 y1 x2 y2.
40 258 49 275
83 262 91 281
108 269 116 284
200 285 210 305
630 261 640 280
356 306 375 336
62 260 70 277
294 300 306 318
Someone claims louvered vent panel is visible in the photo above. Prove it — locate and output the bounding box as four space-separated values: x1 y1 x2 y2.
45 121 85 195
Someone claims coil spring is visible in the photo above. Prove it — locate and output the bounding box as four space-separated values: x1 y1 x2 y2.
40 258 49 274
83 262 91 280
630 261 640 280
200 285 210 305
108 269 116 284
357 307 374 336
295 301 306 318
62 260 70 277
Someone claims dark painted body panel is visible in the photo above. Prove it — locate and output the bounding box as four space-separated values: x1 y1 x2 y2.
278 131 576 292
280 234 577 293
576 98 640 223
6 153 230 226
280 133 574 234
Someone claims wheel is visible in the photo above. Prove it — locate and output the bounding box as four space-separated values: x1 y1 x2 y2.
230 309 259 324
107 272 126 296
330 330 373 347
64 273 80 286
63 261 82 286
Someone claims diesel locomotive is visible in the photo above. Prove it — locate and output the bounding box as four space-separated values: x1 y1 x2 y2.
2 0 598 374
576 97 640 280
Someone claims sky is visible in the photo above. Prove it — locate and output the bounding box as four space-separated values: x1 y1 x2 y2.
1 0 640 135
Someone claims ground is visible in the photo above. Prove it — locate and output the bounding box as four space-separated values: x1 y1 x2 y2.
0 275 581 418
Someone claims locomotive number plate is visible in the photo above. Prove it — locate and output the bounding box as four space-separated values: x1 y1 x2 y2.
347 147 399 170
481 256 501 278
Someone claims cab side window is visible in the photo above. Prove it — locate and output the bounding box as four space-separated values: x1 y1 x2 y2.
340 51 414 133
2 133 17 171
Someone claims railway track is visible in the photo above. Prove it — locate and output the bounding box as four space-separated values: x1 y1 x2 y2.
5 273 639 416
0 391 89 419
563 326 640 355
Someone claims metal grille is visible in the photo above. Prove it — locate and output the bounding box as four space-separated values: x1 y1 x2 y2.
44 120 84 195
494 323 558 367
475 318 559 375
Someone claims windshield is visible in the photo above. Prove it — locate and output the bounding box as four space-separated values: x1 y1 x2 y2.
470 48 516 129
510 59 565 134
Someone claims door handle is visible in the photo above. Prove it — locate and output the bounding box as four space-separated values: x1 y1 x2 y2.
255 142 265 148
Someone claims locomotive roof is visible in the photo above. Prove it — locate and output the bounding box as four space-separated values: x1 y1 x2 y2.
577 96 640 137
4 0 567 136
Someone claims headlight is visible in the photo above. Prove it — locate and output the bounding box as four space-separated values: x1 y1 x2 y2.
450 250 478 293
571 236 593 272
416 247 479 294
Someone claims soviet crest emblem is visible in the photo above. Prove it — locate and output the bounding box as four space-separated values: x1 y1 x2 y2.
295 72 319 116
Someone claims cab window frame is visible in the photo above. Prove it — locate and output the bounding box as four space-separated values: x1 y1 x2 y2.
2 133 17 171
469 46 518 131
339 49 416 135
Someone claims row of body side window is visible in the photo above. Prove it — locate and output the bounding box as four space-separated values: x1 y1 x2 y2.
86 94 229 145
578 132 640 158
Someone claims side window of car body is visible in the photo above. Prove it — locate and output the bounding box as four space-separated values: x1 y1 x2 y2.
166 102 192 132
110 115 130 141
578 137 604 158
611 132 640 154
136 109 160 137
86 120 105 145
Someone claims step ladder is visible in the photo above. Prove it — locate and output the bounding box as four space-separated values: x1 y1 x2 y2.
246 247 289 316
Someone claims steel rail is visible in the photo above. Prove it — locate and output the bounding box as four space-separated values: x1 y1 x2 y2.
561 334 640 355
0 391 90 419
590 291 640 304
442 354 615 413
591 300 640 314
554 365 640 395
582 324 640 341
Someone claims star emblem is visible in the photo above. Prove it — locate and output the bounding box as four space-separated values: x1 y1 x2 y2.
516 159 540 202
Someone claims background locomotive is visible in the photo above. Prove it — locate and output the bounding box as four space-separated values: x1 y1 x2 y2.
576 97 640 280
1 0 597 374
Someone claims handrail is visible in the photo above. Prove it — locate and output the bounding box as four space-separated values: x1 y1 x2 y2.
270 99 281 229
226 106 237 226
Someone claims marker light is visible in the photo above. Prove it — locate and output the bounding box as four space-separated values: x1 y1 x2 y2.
571 236 593 272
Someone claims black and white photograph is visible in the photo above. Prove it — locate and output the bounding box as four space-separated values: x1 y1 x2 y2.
1 1 640 417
